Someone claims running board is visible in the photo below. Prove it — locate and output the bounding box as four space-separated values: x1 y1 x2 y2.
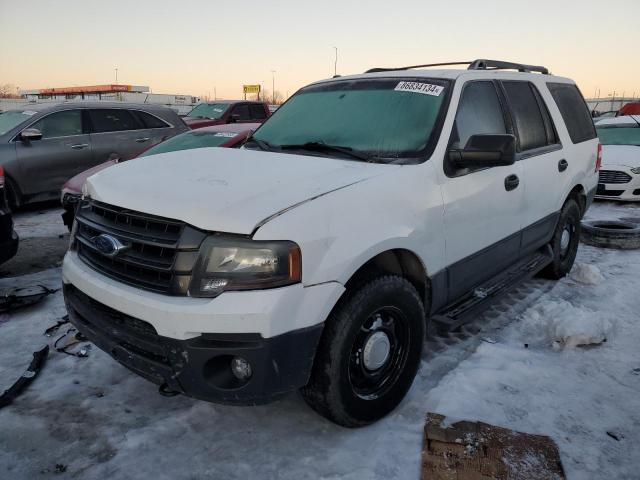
431 246 553 333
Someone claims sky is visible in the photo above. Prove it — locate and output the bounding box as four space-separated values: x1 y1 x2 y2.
1 0 638 100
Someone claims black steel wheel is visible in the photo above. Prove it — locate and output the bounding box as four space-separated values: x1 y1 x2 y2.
541 198 581 279
301 275 425 427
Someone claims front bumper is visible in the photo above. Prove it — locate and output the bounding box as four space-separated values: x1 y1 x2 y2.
64 283 324 404
595 167 640 201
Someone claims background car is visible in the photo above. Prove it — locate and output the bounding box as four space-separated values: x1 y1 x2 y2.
595 115 640 200
0 165 18 264
61 123 260 229
0 102 188 209
182 101 270 129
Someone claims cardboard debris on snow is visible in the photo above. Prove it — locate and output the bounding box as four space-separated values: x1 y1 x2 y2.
422 413 566 480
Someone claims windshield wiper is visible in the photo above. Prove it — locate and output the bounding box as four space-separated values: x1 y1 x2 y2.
279 141 373 162
244 134 274 152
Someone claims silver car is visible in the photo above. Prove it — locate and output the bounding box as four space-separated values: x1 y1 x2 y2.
0 102 188 208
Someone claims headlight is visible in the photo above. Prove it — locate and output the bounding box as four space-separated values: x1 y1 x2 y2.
189 235 301 297
630 167 640 175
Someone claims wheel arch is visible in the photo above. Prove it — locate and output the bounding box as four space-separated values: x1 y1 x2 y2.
342 248 430 309
565 183 586 217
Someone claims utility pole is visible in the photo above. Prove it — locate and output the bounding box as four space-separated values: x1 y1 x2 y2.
214 87 217 100
115 67 118 85
333 46 338 76
271 70 276 104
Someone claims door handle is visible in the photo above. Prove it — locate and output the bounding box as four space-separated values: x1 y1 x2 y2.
558 159 568 172
135 137 150 143
504 174 520 191
70 143 89 149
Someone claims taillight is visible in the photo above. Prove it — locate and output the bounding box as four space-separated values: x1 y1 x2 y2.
596 143 602 172
0 165 4 188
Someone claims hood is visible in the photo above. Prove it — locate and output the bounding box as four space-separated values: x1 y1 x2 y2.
601 145 640 168
64 160 119 194
84 147 398 234
182 117 224 129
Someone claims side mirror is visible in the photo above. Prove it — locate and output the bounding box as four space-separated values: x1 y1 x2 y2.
228 114 241 124
448 134 516 169
20 128 43 142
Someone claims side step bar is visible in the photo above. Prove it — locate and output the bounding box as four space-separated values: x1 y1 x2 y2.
431 246 553 333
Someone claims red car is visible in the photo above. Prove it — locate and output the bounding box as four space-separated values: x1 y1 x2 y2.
61 123 260 229
182 101 270 129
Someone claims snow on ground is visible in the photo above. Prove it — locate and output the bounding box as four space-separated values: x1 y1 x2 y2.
12 206 68 239
1 200 639 479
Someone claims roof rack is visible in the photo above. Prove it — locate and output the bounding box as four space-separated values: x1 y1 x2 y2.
365 59 549 75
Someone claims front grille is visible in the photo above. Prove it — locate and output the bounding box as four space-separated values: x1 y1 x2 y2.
599 170 632 184
74 200 206 294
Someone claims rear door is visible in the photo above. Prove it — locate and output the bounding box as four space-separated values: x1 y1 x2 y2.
499 80 564 255
440 80 525 301
88 108 149 163
131 109 177 151
15 109 92 197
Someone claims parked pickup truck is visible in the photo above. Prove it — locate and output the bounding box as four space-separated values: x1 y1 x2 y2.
62 59 599 427
183 101 270 129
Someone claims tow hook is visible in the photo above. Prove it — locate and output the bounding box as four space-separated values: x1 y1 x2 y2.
158 383 180 397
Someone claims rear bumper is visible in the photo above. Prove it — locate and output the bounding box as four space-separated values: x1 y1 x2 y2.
64 283 324 405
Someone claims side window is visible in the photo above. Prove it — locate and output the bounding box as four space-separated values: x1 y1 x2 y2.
547 83 597 144
133 110 170 129
31 110 83 138
502 81 548 151
450 81 507 149
231 104 251 121
89 109 139 133
249 104 267 120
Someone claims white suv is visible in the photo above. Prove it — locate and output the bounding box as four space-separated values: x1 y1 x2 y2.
62 60 599 427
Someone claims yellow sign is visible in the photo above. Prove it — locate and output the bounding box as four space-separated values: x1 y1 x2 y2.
243 84 261 94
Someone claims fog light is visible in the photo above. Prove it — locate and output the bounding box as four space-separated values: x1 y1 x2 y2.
230 356 252 380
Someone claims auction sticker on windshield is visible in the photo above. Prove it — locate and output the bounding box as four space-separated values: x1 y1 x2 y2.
213 132 237 138
394 82 443 96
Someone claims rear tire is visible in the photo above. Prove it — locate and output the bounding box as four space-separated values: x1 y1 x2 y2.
301 275 425 427
541 199 581 279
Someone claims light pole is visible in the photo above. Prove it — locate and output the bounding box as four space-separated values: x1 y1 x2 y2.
333 46 338 76
115 67 118 85
270 70 276 104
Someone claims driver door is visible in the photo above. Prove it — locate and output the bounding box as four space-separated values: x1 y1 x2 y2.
15 109 92 198
440 80 525 301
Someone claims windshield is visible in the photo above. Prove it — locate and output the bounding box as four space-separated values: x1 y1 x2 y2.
186 103 230 120
249 78 449 162
0 110 37 136
139 130 240 157
597 123 640 146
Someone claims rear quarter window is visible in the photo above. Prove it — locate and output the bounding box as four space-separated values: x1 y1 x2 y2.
547 83 596 144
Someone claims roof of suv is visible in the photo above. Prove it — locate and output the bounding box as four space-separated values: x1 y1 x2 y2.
309 59 574 87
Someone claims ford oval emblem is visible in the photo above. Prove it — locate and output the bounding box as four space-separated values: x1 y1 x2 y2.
94 234 128 258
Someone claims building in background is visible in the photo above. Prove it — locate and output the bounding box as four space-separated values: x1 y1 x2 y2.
1 85 201 115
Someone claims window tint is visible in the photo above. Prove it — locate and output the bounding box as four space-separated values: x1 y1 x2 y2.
231 104 251 121
451 81 506 149
89 109 139 133
134 110 170 129
249 104 267 120
31 110 83 138
502 82 548 151
547 83 596 144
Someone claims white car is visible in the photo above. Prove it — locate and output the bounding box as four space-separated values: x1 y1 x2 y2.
595 116 640 201
62 59 599 427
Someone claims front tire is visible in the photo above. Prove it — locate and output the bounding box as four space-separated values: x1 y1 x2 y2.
541 198 581 279
301 275 425 427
